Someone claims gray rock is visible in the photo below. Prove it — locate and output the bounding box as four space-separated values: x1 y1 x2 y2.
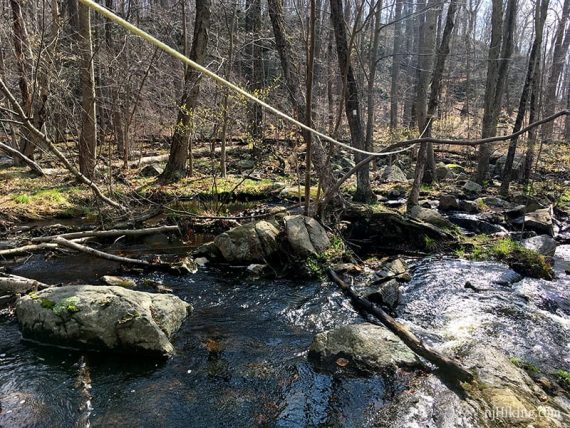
101 276 136 288
366 279 401 308
379 165 408 183
284 215 330 257
482 196 511 209
439 194 459 211
524 207 554 236
16 285 190 356
409 205 454 229
375 258 411 282
236 159 255 169
462 180 483 195
448 213 508 235
213 221 280 263
139 164 163 177
493 154 524 179
522 235 557 256
308 323 422 373
246 264 269 276
434 162 449 181
457 199 480 214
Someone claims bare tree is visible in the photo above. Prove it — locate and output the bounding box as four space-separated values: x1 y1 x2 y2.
160 0 211 182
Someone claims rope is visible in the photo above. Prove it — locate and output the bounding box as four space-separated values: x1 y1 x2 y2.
79 0 411 157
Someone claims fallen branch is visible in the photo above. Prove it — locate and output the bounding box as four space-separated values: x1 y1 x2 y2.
0 242 59 257
0 273 49 295
31 225 180 243
327 268 474 383
50 237 183 273
0 141 45 176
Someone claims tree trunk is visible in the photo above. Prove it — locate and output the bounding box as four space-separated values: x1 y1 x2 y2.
366 0 384 153
541 0 570 144
330 0 374 203
268 0 336 199
476 0 503 183
523 59 543 183
160 0 211 182
389 0 403 129
500 0 547 196
245 0 263 142
78 1 98 179
409 0 458 208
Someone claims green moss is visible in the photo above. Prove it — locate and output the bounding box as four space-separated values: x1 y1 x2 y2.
304 234 346 279
52 297 80 316
13 194 31 204
555 369 570 390
510 357 539 375
423 235 437 251
458 236 554 280
40 298 56 309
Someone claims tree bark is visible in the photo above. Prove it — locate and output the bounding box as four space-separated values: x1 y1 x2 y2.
160 0 211 182
245 0 263 142
330 0 374 203
78 1 98 179
389 0 403 129
500 0 547 196
541 0 570 144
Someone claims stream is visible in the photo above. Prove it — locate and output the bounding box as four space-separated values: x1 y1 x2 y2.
1 245 569 426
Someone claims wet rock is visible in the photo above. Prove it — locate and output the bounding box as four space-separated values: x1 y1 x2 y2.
366 279 401 308
16 285 190 356
284 215 330 257
523 207 554 236
505 205 527 220
387 187 405 200
139 164 163 177
438 194 459 211
409 205 454 229
448 213 508 235
375 258 411 282
101 276 136 288
308 323 421 373
379 165 407 183
513 195 545 213
462 180 483 196
246 264 269 276
213 220 280 263
521 235 557 256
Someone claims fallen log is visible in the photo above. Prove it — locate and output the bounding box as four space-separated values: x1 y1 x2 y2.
327 268 474 383
31 225 180 243
50 237 188 273
0 141 45 176
0 273 49 295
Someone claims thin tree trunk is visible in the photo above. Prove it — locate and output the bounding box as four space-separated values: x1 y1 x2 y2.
78 1 98 179
409 0 458 208
541 0 570 143
330 0 374 203
366 0 384 154
245 0 263 142
389 0 403 129
160 0 211 182
500 0 548 196
304 0 317 215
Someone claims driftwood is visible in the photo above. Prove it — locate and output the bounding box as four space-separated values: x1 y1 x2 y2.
31 225 180 243
327 268 474 383
0 273 49 295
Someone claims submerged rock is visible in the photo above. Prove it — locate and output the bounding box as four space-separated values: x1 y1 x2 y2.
16 285 190 356
308 323 422 374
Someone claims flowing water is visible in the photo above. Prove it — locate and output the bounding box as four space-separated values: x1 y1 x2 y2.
1 245 569 427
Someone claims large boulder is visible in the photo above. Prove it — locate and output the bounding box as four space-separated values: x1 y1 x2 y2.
409 205 454 229
379 165 408 183
284 215 330 257
523 207 554 236
16 285 190 356
438 194 459 211
494 154 524 179
308 323 421 373
213 220 280 263
462 180 483 196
